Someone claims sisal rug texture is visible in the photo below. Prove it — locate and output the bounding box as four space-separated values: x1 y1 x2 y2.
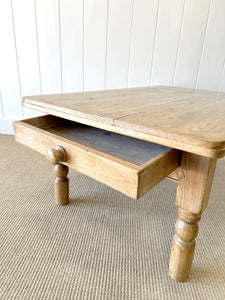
0 135 224 300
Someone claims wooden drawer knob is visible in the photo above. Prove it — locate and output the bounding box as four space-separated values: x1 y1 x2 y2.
47 146 67 165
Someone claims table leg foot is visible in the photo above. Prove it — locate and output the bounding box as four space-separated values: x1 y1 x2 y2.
169 152 217 282
169 208 201 282
54 163 69 205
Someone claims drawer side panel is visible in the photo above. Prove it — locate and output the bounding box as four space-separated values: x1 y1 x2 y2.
14 121 139 198
137 149 180 198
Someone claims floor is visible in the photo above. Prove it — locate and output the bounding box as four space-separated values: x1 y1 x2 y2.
0 135 225 299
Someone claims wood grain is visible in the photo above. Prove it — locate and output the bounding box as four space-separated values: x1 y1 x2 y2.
169 152 217 282
138 149 180 198
2 0 225 131
23 86 225 158
13 114 180 199
169 209 201 282
176 152 217 214
54 163 69 205
47 145 67 165
47 122 171 166
14 85 223 283
167 168 180 183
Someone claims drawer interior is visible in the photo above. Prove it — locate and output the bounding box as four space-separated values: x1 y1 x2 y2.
14 115 180 199
22 115 171 166
49 123 170 167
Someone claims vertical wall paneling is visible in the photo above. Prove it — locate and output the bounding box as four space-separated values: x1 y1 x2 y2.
196 0 225 91
128 0 159 87
106 0 134 89
12 0 42 118
35 0 61 94
60 0 83 93
151 0 185 86
0 91 3 119
0 0 23 119
84 0 108 91
1 0 225 134
218 61 225 92
126 0 135 88
173 0 211 88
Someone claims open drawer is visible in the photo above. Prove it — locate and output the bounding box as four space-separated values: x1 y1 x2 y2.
13 115 180 199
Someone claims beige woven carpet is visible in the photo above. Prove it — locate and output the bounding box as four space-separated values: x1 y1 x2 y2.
0 135 225 300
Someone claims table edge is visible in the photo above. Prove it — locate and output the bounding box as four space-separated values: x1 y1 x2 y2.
22 100 225 159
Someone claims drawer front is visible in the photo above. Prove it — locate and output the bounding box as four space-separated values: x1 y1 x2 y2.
13 115 180 199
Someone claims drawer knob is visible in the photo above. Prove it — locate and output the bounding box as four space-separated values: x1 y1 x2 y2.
47 146 67 165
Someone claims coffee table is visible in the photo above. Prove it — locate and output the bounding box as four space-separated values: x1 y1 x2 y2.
13 86 225 282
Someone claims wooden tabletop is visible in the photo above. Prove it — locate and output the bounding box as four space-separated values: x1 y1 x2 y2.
23 86 225 158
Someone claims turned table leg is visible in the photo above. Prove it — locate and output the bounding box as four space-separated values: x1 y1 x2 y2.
47 146 69 206
169 152 217 282
54 163 69 205
169 208 201 282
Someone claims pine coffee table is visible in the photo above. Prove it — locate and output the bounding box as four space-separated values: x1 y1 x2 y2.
13 86 225 282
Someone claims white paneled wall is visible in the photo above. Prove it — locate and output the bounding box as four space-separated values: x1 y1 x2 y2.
0 0 225 133
196 0 225 91
151 0 185 86
84 0 108 91
60 0 83 93
12 0 42 119
173 0 211 88
128 0 159 87
36 0 62 94
0 0 23 120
